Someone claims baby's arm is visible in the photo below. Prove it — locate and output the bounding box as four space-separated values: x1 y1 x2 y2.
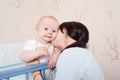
24 54 43 80
20 47 49 62
48 47 61 68
20 47 48 80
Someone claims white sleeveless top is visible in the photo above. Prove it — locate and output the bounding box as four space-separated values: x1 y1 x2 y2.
23 38 54 63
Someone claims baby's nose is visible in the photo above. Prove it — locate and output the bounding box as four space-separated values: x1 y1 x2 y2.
48 30 52 34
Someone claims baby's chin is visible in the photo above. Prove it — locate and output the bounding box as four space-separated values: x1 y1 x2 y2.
51 40 55 45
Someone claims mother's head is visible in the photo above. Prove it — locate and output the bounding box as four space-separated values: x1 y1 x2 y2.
52 21 89 51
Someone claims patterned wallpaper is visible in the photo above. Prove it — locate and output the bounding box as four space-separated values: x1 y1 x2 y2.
0 0 120 80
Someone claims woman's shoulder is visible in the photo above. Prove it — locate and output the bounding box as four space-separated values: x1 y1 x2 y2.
61 47 92 59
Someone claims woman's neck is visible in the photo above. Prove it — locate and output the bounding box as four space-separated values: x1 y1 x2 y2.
66 37 76 47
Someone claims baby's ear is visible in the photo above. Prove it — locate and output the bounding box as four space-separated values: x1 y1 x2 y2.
35 21 41 30
35 26 39 31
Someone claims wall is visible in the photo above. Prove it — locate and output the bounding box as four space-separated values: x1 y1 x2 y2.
0 0 120 80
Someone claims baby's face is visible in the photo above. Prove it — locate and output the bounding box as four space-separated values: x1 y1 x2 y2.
36 17 59 44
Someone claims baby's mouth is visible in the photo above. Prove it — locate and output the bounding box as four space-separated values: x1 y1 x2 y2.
47 36 52 38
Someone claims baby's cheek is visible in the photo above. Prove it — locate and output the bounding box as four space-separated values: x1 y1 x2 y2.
52 34 57 40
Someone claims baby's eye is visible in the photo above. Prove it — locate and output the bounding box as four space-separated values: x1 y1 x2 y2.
52 30 56 32
44 28 48 30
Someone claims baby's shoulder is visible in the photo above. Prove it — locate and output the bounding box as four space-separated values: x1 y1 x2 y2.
25 38 36 43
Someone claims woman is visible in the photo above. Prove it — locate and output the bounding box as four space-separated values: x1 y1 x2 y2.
52 21 105 80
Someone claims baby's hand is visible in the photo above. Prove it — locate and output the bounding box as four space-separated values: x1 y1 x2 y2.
53 47 61 55
48 56 57 69
26 59 39 66
36 47 49 56
48 47 61 69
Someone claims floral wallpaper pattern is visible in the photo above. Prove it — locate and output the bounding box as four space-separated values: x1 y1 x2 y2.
105 35 120 63
0 0 120 80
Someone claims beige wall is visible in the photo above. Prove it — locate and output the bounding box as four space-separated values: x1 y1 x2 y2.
0 0 120 80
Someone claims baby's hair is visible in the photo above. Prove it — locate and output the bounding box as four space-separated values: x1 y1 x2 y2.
41 15 58 21
36 15 58 27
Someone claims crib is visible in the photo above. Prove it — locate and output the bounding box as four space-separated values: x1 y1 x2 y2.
0 62 49 80
0 42 50 80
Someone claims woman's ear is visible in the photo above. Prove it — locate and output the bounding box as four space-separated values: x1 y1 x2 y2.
66 34 76 45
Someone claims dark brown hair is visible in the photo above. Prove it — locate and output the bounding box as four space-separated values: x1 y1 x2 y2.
59 21 89 49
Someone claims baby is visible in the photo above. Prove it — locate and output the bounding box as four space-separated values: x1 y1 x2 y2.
20 15 60 80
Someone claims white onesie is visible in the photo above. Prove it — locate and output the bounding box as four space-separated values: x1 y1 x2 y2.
23 38 54 63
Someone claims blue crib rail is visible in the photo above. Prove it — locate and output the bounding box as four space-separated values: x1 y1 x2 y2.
0 62 48 80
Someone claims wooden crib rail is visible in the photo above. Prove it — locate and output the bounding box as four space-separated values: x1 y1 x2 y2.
0 62 48 80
